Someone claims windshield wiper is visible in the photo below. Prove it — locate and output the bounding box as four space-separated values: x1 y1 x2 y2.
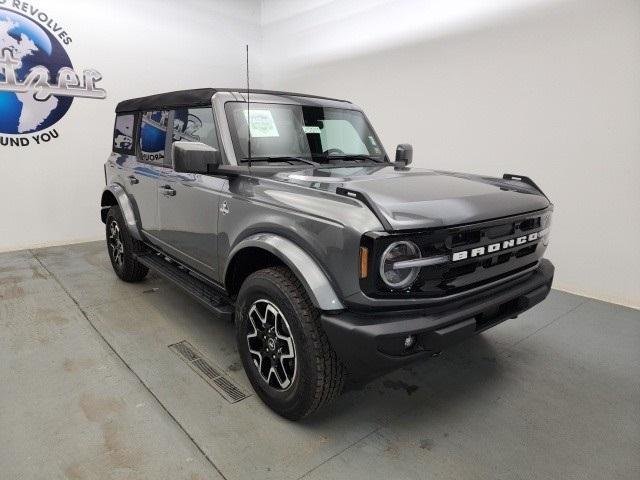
242 156 318 166
316 154 386 163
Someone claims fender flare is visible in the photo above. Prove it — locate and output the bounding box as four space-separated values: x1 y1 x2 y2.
101 184 143 241
226 233 344 311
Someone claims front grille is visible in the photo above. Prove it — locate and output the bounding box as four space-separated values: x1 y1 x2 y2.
361 209 551 299
519 217 541 232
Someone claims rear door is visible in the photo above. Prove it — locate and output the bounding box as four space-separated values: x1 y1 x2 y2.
126 110 171 240
156 106 226 281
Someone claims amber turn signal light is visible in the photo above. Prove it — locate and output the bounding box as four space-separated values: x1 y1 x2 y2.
359 246 369 279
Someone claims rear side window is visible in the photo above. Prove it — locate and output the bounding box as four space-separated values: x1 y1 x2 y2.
113 114 135 154
172 107 219 149
139 110 169 164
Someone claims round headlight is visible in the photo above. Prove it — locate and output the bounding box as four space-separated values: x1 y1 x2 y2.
379 240 421 289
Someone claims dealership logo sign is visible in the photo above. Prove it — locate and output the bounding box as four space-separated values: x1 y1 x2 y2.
0 2 106 147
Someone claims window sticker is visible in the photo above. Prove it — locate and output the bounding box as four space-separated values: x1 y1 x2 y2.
243 109 279 137
303 125 321 134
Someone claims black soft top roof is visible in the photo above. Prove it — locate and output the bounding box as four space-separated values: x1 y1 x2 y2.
115 88 350 113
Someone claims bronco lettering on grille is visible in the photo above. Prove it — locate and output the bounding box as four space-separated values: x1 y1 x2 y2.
451 229 548 262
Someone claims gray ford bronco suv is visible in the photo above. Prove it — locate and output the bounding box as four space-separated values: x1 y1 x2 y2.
101 88 554 419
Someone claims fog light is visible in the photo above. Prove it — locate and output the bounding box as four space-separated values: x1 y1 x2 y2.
404 335 416 349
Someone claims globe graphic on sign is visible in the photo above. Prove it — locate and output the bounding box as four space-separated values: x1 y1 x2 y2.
0 9 74 134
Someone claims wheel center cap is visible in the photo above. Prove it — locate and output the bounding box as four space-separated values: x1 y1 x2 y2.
267 338 276 351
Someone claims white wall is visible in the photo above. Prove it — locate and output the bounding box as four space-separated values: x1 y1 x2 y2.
0 0 262 252
2 0 638 308
261 0 640 309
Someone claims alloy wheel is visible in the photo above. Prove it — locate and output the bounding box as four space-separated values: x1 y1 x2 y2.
246 299 297 390
108 220 125 269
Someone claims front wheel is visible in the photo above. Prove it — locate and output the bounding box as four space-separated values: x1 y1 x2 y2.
236 267 345 420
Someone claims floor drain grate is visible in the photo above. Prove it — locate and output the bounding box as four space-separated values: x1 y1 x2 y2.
213 376 247 402
169 340 249 403
172 341 199 361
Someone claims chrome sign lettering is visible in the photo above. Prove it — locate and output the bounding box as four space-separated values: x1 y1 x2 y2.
0 50 105 100
452 228 549 262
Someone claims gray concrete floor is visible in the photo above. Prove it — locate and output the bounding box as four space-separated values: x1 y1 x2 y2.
1 241 638 480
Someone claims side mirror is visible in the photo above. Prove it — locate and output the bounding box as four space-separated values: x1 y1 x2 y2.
395 144 413 166
173 141 221 174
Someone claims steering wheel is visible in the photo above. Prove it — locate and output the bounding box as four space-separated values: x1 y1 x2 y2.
323 148 345 156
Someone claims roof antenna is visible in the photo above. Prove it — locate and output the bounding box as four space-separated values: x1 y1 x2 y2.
246 44 252 171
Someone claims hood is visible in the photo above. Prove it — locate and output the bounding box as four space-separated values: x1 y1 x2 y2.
263 165 550 230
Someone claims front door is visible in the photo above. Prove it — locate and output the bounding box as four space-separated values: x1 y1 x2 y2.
156 106 226 281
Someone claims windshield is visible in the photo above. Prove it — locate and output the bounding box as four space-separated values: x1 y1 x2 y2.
224 102 386 164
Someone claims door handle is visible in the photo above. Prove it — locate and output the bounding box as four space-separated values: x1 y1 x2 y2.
159 185 176 196
127 175 139 185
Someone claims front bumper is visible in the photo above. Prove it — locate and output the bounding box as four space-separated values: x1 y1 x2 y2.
320 259 554 376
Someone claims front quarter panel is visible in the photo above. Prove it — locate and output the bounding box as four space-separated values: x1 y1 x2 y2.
218 175 384 303
227 233 345 310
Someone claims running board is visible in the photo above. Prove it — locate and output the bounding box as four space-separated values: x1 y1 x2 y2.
136 253 234 321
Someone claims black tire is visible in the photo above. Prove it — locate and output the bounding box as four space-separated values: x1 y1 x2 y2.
105 205 149 282
236 267 345 420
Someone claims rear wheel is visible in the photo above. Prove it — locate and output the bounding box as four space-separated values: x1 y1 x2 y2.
105 205 149 282
236 267 345 420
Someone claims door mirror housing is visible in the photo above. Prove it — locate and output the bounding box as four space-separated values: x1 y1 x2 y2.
395 144 413 166
173 141 221 174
